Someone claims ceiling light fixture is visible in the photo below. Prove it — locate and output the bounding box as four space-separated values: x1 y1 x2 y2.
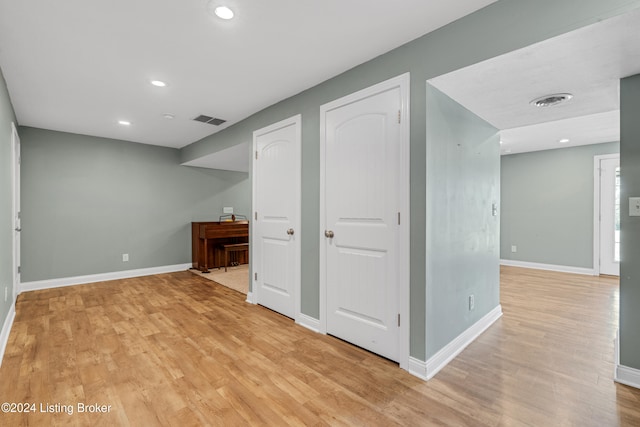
118 120 131 126
163 113 175 119
150 80 167 87
559 138 570 144
530 93 573 107
214 5 234 20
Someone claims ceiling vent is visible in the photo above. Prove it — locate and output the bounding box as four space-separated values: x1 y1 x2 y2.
193 115 227 126
530 93 573 107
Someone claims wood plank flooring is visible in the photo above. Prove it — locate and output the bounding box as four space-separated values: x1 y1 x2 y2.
0 266 639 426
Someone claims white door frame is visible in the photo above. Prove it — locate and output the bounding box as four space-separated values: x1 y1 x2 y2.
319 73 410 370
11 122 21 302
250 114 302 321
593 153 620 276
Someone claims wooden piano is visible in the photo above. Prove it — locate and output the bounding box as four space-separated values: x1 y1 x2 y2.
191 221 249 273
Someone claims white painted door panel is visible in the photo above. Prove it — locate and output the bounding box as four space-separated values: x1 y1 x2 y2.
600 157 620 276
324 86 401 362
12 123 21 303
253 116 301 319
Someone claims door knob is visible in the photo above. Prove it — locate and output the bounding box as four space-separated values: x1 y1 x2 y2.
15 227 21 232
324 230 334 238
287 228 295 235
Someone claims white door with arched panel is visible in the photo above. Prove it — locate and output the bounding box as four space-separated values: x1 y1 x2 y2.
252 115 301 319
320 74 410 366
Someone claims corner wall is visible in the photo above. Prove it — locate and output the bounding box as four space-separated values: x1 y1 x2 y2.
619 74 640 374
425 85 500 358
19 127 250 282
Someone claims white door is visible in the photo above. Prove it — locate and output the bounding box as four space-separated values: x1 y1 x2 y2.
320 75 409 363
11 123 21 302
598 156 620 276
252 115 301 319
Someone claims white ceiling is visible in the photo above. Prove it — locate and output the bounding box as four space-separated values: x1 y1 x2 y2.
430 7 640 155
0 0 496 149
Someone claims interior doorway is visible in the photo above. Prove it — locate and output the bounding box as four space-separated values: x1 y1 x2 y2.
594 154 620 276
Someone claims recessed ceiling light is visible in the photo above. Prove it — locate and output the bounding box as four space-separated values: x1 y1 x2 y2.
530 93 573 107
214 5 234 20
151 80 167 87
559 138 570 144
118 120 131 126
163 113 175 119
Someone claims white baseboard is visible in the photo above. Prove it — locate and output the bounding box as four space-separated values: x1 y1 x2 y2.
422 304 503 380
500 259 595 276
616 365 640 389
408 356 428 380
296 313 321 333
245 291 256 304
19 263 193 293
614 329 640 390
0 304 16 369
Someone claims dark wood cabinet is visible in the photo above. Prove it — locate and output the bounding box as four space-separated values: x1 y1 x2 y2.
191 221 249 273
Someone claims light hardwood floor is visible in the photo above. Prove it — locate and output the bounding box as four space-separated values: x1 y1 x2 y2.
0 266 638 426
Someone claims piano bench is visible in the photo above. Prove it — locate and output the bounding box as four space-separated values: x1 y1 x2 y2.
221 243 249 272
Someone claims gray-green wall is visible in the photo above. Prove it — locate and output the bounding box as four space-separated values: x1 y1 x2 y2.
0 67 17 328
501 142 619 269
20 127 250 282
426 85 500 358
620 74 640 370
179 0 640 361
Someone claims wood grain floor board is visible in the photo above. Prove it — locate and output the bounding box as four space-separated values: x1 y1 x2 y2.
1 267 639 426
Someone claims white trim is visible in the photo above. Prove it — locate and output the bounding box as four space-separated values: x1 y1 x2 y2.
500 259 595 276
245 291 256 304
19 263 192 293
319 73 411 370
296 313 321 333
251 114 302 322
0 304 16 368
11 122 20 305
593 153 620 276
408 357 429 381
614 329 640 390
425 305 503 380
616 365 640 389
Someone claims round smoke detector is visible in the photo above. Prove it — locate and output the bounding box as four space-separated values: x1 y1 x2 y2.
530 93 573 107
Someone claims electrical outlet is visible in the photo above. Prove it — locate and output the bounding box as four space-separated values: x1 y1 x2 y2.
223 207 234 214
469 294 475 311
122 253 129 262
511 245 517 253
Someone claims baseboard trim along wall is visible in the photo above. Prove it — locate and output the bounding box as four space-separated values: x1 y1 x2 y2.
500 259 595 276
19 263 193 294
0 304 16 368
409 304 503 381
245 291 255 304
296 313 321 333
616 365 640 390
614 329 640 390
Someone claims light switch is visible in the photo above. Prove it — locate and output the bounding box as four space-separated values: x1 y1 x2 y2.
630 197 640 217
223 207 234 214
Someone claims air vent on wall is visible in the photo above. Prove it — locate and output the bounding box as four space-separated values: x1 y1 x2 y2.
193 115 227 126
